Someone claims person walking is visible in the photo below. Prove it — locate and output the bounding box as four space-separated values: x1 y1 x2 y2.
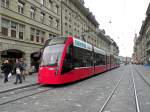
20 59 27 81
14 59 22 84
1 60 12 83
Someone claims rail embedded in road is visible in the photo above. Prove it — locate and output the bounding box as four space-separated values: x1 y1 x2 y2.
131 66 140 112
98 68 125 112
0 84 54 106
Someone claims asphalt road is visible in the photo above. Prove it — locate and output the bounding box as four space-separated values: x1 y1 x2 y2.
0 65 150 112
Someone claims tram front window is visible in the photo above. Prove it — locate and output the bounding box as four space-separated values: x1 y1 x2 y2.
41 44 64 66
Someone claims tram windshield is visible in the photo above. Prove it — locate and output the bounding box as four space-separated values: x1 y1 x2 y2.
41 44 65 66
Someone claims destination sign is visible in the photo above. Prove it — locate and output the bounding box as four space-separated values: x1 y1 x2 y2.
73 38 92 51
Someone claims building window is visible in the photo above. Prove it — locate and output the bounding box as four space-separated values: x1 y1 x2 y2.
30 28 35 42
74 28 77 32
49 16 53 27
1 18 10 36
18 1 24 14
11 22 17 38
69 13 71 21
55 5 59 14
55 20 59 29
1 0 9 8
40 0 44 5
69 25 71 28
65 16 68 20
65 22 67 26
40 12 45 22
19 24 25 40
49 0 53 9
30 6 35 19
36 30 40 42
41 32 45 43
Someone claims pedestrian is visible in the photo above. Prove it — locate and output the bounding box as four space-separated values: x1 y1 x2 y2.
14 59 22 84
20 58 27 81
1 60 12 83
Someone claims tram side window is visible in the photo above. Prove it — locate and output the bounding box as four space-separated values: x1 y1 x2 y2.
62 44 74 74
94 53 105 66
74 47 93 67
101 54 106 65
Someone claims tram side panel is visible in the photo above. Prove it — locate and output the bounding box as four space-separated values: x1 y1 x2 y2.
94 50 107 74
38 36 119 84
56 37 95 84
106 55 111 70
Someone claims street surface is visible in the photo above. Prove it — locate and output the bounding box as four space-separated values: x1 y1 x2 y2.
0 65 150 112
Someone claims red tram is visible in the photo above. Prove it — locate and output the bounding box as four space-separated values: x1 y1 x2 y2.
38 36 120 84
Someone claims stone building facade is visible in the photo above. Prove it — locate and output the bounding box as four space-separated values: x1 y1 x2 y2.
0 0 61 70
0 0 119 70
133 3 150 64
133 34 143 64
61 0 99 47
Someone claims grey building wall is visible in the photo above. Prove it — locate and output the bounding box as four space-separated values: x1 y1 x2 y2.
133 3 150 64
0 0 119 70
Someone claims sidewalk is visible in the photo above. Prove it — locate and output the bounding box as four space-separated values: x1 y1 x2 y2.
0 73 38 93
135 65 150 81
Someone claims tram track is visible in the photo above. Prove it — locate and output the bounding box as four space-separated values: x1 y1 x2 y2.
0 84 42 99
0 84 55 106
98 68 125 112
0 66 123 108
0 83 38 94
131 66 140 112
131 66 150 112
134 67 150 87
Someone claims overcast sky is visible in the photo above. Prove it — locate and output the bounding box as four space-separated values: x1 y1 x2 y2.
84 0 149 57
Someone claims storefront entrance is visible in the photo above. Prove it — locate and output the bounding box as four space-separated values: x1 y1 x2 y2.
1 49 24 68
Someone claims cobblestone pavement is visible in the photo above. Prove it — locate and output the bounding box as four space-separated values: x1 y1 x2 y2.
0 65 150 112
135 65 150 81
0 73 37 92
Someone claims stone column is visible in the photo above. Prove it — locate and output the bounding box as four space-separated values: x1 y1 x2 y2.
25 25 30 41
24 53 31 70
